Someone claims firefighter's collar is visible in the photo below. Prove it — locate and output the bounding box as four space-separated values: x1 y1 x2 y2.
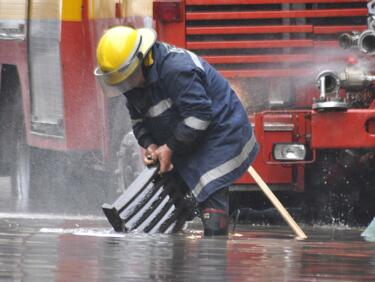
143 50 154 67
143 46 160 85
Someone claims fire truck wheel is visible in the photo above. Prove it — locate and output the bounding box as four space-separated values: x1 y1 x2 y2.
10 116 53 213
12 122 118 214
9 102 67 212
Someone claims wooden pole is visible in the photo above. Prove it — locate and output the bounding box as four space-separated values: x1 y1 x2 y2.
248 166 307 239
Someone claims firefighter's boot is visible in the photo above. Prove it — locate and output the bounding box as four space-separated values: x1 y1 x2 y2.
201 208 229 236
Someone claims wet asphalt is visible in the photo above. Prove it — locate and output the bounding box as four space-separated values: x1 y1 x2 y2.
0 176 374 281
0 216 374 282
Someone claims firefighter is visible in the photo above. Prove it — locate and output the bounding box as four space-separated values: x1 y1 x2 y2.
94 26 259 236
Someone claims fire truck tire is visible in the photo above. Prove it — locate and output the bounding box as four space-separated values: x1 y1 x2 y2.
10 116 64 212
0 64 31 211
11 117 31 211
0 65 121 215
14 144 110 215
2 65 69 213
0 65 19 175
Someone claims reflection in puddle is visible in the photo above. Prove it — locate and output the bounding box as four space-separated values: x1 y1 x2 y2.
0 217 374 281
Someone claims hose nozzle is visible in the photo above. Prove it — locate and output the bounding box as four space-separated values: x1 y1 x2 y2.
358 29 375 55
339 32 360 49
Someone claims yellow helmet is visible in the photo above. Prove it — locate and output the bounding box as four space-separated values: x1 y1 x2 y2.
94 26 157 97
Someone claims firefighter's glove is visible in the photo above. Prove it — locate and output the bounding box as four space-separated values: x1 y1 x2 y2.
155 144 174 174
144 144 158 166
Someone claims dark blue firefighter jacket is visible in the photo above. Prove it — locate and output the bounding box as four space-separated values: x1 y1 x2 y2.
124 42 259 203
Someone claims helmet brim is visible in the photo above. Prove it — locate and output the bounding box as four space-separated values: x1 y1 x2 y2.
95 62 145 97
137 28 157 57
94 27 157 97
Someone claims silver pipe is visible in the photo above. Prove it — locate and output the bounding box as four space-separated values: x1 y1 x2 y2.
338 32 360 49
320 76 326 99
315 70 341 96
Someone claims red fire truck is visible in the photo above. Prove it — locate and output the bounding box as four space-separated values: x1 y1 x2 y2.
0 0 374 222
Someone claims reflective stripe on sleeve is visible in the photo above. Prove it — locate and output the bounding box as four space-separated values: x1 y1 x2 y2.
146 98 172 117
192 133 257 198
183 116 210 130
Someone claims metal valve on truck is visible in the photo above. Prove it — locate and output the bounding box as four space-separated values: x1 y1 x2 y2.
339 0 375 55
314 0 375 111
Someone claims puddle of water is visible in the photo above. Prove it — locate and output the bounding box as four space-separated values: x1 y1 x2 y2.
40 227 125 238
0 215 373 281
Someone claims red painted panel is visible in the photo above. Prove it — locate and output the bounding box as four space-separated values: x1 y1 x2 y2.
369 118 375 134
219 68 314 78
154 1 186 48
311 110 375 148
186 9 367 21
61 21 103 150
236 113 293 185
236 142 294 185
314 41 339 47
0 41 26 65
314 25 367 34
28 134 67 150
187 39 313 49
204 54 348 64
0 40 71 150
187 25 313 35
187 0 367 4
156 21 186 48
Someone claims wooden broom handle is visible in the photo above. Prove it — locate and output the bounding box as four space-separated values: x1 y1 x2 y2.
248 166 308 239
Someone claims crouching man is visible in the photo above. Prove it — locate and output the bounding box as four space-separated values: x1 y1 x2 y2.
94 26 258 236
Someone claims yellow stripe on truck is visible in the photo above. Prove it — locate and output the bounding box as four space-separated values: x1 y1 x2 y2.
28 0 82 21
62 0 83 21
